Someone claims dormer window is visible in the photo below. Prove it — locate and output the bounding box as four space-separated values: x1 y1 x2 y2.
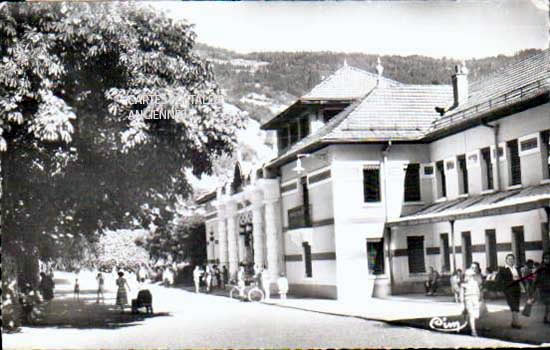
277 116 311 153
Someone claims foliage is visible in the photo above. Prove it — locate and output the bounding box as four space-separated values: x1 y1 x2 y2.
95 229 150 272
138 213 206 266
0 1 243 286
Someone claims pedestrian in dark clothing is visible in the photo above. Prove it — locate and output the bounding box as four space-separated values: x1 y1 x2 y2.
424 267 440 295
535 251 550 324
497 253 524 329
222 265 229 285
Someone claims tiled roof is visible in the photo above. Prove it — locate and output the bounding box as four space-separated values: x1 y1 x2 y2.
389 183 550 226
325 85 453 141
302 63 403 101
430 49 550 132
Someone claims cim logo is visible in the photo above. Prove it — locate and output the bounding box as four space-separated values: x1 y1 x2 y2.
428 316 468 332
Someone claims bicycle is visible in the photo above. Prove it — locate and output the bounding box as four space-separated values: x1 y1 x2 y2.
229 281 265 302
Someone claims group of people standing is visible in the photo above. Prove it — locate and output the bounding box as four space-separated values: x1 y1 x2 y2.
443 251 550 336
193 264 228 293
193 263 290 300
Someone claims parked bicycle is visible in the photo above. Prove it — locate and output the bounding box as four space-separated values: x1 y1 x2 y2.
229 281 265 302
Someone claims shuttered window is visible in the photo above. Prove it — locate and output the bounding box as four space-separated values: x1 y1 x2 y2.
303 242 312 278
481 147 493 190
462 231 472 270
507 139 522 186
436 160 446 198
440 233 450 272
512 226 526 266
363 167 381 202
485 229 498 270
404 163 421 202
542 130 550 179
457 154 469 194
407 236 426 273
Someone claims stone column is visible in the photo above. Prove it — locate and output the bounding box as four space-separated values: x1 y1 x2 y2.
226 199 239 280
259 179 282 281
248 187 265 269
215 202 228 269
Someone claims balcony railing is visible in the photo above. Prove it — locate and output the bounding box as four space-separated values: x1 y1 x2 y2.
288 205 312 229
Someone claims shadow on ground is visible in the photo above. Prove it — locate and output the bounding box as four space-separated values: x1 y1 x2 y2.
29 291 170 330
388 308 549 345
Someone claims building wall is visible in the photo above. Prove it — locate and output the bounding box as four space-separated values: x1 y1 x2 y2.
280 149 338 298
429 103 550 199
391 209 548 294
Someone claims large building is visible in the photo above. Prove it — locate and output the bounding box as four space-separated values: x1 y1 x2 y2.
197 50 550 301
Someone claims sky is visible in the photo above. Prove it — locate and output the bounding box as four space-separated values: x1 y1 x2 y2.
149 0 549 59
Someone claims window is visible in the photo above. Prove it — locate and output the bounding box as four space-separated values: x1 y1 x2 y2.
542 223 550 252
322 108 342 123
436 160 447 198
301 176 311 227
462 231 472 270
303 242 312 278
541 130 550 179
404 163 421 202
289 122 299 145
299 117 310 139
507 139 522 186
512 226 526 266
457 154 469 194
367 239 385 275
363 166 381 202
279 127 289 151
481 147 494 190
440 233 451 272
485 229 498 270
407 236 426 273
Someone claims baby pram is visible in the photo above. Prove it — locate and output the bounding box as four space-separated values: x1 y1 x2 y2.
131 289 153 314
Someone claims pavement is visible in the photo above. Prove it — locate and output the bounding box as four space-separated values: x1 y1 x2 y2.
3 271 546 348
259 291 550 346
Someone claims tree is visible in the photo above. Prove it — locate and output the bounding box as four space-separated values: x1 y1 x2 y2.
138 212 206 267
0 2 243 289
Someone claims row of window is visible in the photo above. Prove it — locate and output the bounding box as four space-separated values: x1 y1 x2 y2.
362 163 421 203
361 130 550 204
406 224 550 274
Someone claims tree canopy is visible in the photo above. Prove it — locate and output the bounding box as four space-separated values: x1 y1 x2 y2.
0 2 243 275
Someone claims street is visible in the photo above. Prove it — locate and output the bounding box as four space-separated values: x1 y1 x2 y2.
3 273 530 349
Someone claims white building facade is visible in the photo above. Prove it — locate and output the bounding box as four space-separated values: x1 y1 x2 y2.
198 50 550 301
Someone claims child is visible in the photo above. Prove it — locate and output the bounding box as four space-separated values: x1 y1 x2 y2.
96 272 105 303
277 273 289 300
450 269 462 303
74 278 80 301
461 268 481 337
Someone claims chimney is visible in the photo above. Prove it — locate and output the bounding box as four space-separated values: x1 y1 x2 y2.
452 60 469 105
376 57 384 86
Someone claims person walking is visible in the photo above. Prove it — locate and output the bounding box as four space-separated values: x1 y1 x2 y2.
96 272 105 304
214 265 223 290
73 278 80 301
497 253 524 329
521 259 536 299
237 266 246 299
461 268 481 337
534 251 550 324
277 273 289 300
116 271 131 313
193 265 202 293
205 265 213 293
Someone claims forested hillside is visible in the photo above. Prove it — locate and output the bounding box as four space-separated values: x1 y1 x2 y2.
194 43 542 125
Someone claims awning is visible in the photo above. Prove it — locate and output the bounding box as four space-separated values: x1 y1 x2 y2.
388 183 550 227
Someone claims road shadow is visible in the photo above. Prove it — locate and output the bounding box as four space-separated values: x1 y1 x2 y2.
388 308 549 345
28 295 170 330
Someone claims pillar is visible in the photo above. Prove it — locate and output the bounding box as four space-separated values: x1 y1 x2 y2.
215 202 228 268
259 178 282 281
249 187 265 268
226 200 239 280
